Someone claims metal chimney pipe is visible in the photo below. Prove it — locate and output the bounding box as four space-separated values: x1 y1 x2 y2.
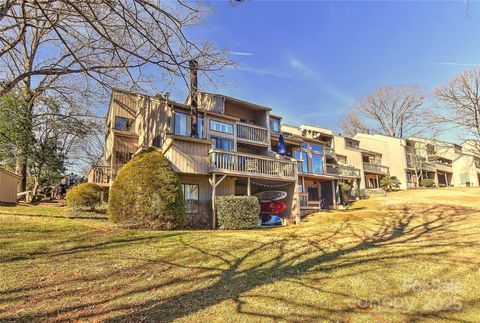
189 60 199 138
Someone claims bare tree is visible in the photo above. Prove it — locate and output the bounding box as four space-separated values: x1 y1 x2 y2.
341 85 427 138
1 0 231 191
434 68 480 158
340 110 371 138
1 0 230 96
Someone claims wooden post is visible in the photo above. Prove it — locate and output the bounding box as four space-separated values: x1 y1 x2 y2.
434 171 439 188
292 166 301 224
317 182 321 211
445 173 448 186
376 174 379 188
331 180 337 209
211 173 216 229
247 177 251 196
109 136 115 188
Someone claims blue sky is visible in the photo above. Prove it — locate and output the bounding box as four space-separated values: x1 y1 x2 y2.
170 0 480 136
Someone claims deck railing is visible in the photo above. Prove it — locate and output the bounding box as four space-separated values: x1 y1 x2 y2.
363 162 389 174
326 164 361 178
236 122 269 145
209 150 296 178
87 165 111 185
407 161 437 172
299 193 308 207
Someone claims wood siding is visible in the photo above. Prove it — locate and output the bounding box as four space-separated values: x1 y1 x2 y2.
135 96 172 147
179 174 234 228
0 168 21 204
165 138 212 174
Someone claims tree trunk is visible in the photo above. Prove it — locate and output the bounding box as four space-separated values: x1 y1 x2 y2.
31 177 40 203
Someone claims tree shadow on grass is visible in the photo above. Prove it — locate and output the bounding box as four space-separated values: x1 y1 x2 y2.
1 204 479 322
105 204 479 322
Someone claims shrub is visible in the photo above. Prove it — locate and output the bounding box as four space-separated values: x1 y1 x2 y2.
422 178 436 188
108 148 185 230
380 175 401 192
66 183 102 210
339 182 352 205
216 196 260 229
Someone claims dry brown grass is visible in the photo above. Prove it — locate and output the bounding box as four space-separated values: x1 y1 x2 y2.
1 188 479 322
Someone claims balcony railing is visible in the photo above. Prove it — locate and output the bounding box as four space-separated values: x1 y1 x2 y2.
363 162 389 174
299 193 308 207
236 122 269 145
324 147 335 157
407 161 437 172
209 150 296 179
87 165 112 186
326 164 361 178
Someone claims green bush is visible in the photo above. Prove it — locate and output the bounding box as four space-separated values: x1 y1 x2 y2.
216 196 260 229
108 148 185 230
380 175 401 192
422 178 436 188
339 182 352 205
66 183 102 210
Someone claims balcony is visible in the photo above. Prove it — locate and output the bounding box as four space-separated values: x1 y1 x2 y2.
326 164 361 178
363 162 389 174
209 149 296 179
324 147 335 157
236 122 269 145
87 165 112 186
434 162 452 173
407 161 437 172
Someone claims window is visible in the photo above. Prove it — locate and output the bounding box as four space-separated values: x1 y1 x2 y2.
294 150 308 173
311 153 324 174
152 136 162 148
174 112 203 138
310 144 324 153
426 144 436 155
114 116 134 131
270 119 280 132
345 138 359 149
210 120 233 134
182 184 199 214
211 137 234 151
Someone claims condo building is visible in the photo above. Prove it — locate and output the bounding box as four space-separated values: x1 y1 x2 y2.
88 88 480 228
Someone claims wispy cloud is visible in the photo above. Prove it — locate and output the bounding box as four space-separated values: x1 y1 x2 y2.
227 65 291 78
430 62 480 67
289 58 354 105
230 51 254 56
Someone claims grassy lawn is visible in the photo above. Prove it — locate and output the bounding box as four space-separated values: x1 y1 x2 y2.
1 188 480 322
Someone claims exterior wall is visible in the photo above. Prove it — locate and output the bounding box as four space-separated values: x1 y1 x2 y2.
333 136 366 189
164 137 212 175
135 96 172 147
107 90 139 128
0 168 21 204
179 174 234 229
198 92 225 113
354 134 409 190
452 155 480 187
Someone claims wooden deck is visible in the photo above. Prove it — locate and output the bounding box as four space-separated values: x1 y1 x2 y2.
236 122 269 146
87 166 111 187
363 162 389 174
209 149 296 180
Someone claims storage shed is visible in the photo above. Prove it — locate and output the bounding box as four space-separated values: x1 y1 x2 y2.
0 168 21 204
